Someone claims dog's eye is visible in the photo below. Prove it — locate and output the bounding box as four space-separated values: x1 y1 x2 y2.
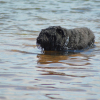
56 29 65 37
46 33 50 37
56 29 62 33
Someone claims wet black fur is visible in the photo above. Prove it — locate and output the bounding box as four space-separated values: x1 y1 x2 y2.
37 26 95 51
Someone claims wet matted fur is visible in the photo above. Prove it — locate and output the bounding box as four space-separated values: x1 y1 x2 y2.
36 26 95 51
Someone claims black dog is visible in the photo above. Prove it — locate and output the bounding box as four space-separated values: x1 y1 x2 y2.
37 26 95 51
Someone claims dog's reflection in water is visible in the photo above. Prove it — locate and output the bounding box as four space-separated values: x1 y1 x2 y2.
37 51 69 64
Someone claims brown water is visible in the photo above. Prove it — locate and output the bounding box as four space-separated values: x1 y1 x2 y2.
0 0 100 100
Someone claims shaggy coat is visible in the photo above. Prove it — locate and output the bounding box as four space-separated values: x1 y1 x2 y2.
37 26 95 51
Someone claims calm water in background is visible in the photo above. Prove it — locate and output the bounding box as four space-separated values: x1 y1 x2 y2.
0 0 100 100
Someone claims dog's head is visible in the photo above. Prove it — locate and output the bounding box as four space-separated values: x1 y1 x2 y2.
37 26 67 51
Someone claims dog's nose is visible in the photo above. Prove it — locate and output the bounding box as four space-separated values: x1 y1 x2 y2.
37 38 42 44
37 38 40 41
37 38 39 41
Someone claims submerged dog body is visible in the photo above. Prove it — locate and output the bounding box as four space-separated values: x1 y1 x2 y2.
37 26 95 51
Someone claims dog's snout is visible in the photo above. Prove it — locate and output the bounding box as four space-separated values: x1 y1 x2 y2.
37 38 40 41
37 38 39 41
37 37 42 44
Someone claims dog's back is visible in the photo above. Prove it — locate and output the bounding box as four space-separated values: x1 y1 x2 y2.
66 27 95 50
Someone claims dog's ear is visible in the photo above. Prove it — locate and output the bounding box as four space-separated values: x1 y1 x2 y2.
56 26 66 37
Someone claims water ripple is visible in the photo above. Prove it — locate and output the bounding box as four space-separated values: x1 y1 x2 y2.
0 0 100 100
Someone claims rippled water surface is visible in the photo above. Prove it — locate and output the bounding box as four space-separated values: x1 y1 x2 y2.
0 0 100 100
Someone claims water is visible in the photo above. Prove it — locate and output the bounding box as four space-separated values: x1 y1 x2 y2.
0 0 100 100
